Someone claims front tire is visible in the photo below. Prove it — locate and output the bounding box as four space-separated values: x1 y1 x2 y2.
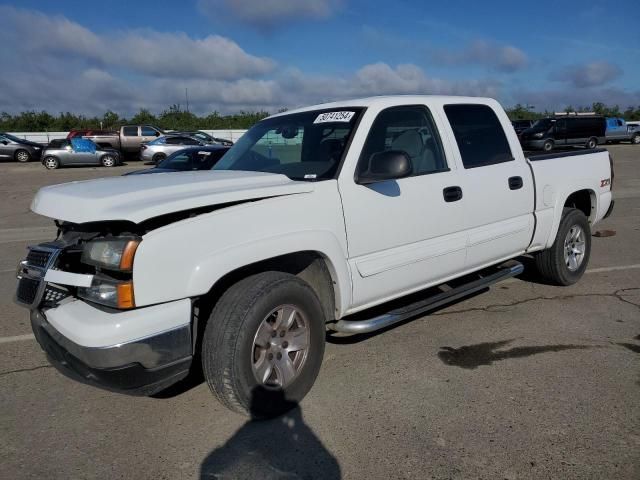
152 153 166 163
202 272 326 418
534 208 591 285
15 149 31 162
632 134 640 145
543 140 554 152
100 154 116 167
586 137 597 149
43 156 59 170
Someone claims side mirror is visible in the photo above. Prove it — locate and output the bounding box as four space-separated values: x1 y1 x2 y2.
155 131 160 137
0 140 7 145
357 150 413 185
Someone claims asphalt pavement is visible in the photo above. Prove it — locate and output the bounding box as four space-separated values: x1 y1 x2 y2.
1 149 638 479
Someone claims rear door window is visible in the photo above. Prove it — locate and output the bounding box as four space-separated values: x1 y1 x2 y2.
444 104 513 168
122 126 138 137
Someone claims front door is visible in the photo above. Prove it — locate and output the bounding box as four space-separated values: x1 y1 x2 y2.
339 105 468 312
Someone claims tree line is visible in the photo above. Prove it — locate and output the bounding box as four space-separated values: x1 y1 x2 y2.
0 105 271 132
1 103 640 132
505 102 640 121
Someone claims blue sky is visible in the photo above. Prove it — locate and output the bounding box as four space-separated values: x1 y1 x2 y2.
1 0 638 115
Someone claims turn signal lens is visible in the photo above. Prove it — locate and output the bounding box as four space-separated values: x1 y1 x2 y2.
116 282 135 309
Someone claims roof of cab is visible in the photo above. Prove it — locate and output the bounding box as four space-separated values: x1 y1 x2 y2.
269 95 499 118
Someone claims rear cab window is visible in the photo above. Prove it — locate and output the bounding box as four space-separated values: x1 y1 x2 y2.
444 104 514 168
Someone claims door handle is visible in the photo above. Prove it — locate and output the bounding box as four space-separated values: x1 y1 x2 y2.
443 186 463 202
508 176 523 190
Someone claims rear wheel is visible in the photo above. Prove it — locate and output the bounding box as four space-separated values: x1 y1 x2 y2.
534 208 591 285
543 140 554 152
15 149 31 162
100 154 116 167
632 134 640 145
586 137 597 149
43 156 59 170
202 272 326 418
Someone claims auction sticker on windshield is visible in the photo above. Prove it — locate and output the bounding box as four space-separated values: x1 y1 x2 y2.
314 111 355 123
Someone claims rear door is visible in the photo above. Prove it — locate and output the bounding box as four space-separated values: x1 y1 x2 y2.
554 118 568 146
121 126 139 152
442 103 534 271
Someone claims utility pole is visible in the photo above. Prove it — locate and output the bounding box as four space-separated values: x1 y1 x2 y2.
185 88 189 113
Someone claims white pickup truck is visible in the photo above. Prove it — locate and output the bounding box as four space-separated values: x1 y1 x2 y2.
15 96 614 417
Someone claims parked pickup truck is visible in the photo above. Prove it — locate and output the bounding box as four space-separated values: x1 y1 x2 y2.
84 125 165 155
15 96 614 418
605 117 640 144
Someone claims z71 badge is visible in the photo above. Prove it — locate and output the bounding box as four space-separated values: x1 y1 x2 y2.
600 178 611 187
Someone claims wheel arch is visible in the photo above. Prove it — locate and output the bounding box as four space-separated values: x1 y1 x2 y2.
544 188 597 248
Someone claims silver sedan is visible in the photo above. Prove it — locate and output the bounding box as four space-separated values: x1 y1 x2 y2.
41 139 120 170
139 135 209 163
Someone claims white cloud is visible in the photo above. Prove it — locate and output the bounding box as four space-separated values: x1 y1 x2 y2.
432 39 528 73
551 61 622 88
0 6 274 80
198 0 342 29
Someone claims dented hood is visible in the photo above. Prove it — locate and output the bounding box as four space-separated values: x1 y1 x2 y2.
31 170 315 224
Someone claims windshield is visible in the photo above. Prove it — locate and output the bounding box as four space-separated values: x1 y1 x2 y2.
531 119 553 130
212 108 363 181
2 133 24 142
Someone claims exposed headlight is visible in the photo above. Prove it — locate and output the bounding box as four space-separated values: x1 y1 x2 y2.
34 147 41 150
81 237 140 271
533 132 544 138
78 278 135 309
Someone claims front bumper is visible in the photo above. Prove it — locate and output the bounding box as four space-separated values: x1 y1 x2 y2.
521 138 546 150
30 306 193 396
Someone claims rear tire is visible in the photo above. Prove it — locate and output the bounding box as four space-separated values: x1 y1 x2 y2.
152 153 166 163
543 140 554 152
632 134 640 145
202 272 326 419
534 208 591 285
15 149 31 162
586 137 597 149
43 156 59 170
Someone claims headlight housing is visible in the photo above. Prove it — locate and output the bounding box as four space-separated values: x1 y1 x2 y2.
81 237 140 272
78 278 135 309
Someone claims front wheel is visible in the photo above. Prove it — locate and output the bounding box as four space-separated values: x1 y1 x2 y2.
534 208 591 285
202 272 326 418
632 134 640 145
543 140 554 152
43 156 59 170
100 154 116 167
586 137 597 149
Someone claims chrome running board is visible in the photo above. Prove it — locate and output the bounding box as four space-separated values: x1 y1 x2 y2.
330 260 524 334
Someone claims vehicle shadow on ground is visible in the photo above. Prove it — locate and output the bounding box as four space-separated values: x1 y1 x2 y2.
437 339 595 369
199 387 341 479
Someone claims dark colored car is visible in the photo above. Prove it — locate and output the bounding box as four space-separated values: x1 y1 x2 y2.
172 130 234 146
511 119 533 135
0 132 44 162
125 145 230 175
520 115 606 152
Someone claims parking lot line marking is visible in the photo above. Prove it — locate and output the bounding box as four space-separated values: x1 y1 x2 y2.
0 334 34 344
1 268 15 273
587 264 640 274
